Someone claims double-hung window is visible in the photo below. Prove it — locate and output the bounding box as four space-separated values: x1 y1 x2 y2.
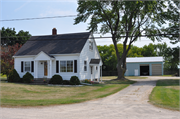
67 61 73 72
60 60 73 72
60 61 67 72
25 61 30 72
84 61 87 71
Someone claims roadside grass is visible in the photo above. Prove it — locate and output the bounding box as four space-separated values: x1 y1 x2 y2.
154 75 173 77
102 76 147 80
0 74 7 81
0 78 135 107
149 79 180 111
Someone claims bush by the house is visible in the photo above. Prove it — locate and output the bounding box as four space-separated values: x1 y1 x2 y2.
23 72 34 83
49 75 63 84
62 80 71 85
8 69 21 82
70 76 80 85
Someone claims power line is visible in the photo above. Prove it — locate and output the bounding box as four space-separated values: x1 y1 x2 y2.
1 33 179 38
0 15 77 22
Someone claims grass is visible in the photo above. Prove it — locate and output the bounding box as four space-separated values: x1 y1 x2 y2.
0 77 135 107
104 79 136 84
0 74 7 81
149 79 180 111
102 76 147 80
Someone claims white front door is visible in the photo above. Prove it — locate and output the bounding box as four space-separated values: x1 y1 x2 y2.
91 66 94 81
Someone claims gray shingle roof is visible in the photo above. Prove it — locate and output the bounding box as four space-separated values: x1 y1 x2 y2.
14 32 91 56
89 59 100 64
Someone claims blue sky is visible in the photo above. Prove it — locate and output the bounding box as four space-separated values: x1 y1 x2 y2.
1 0 178 48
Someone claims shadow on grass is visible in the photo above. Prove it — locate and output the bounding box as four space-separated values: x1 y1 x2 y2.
104 79 136 84
156 79 179 86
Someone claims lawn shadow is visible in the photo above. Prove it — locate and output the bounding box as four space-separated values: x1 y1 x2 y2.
156 79 180 87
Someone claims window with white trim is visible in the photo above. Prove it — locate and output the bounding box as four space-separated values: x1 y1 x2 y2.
25 61 30 72
60 60 73 72
84 61 87 71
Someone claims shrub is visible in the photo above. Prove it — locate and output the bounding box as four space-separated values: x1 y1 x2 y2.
49 75 63 84
70 76 80 85
8 69 20 82
84 79 91 83
62 80 71 85
23 72 34 83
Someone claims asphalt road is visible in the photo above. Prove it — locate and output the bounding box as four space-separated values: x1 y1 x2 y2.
1 76 180 119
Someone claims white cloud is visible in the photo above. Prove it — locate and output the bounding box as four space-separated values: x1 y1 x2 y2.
14 0 32 12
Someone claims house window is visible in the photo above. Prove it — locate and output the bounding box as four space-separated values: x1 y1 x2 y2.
25 61 30 72
67 61 73 72
84 61 87 71
60 61 66 72
60 60 73 72
89 40 93 50
96 66 98 70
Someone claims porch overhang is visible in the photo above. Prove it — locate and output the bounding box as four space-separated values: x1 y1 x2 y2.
89 59 100 66
34 51 55 61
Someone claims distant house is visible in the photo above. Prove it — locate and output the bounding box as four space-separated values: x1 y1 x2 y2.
13 28 103 81
125 57 163 76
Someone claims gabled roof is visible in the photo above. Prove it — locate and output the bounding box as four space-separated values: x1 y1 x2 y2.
126 57 163 63
14 32 91 56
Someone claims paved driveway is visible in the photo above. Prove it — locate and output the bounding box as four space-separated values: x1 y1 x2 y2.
1 76 180 119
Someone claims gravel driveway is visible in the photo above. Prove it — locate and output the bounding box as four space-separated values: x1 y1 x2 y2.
1 76 180 119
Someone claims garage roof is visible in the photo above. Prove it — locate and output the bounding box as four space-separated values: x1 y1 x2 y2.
126 57 163 63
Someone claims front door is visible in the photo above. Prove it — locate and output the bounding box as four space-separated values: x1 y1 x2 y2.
91 66 93 81
44 61 48 76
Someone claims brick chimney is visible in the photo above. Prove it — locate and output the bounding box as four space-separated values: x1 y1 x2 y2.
52 28 57 35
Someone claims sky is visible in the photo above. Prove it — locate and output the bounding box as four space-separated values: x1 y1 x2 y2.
0 0 179 48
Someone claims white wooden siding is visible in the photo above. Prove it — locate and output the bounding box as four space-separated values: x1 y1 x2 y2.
14 57 34 78
79 34 101 80
52 55 79 80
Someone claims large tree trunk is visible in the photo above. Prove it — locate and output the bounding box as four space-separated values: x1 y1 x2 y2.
112 37 126 80
117 60 124 79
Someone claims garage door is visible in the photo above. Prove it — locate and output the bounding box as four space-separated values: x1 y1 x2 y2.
152 64 162 76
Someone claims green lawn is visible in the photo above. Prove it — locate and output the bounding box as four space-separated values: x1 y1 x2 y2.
0 74 7 81
0 79 135 107
149 79 180 111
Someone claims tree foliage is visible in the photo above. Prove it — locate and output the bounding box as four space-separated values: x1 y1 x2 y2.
1 27 31 46
98 43 179 73
74 0 175 79
161 1 179 44
1 43 22 79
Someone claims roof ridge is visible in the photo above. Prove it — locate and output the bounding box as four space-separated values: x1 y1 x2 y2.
30 32 91 37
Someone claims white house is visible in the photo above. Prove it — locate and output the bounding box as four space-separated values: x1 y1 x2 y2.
13 28 103 81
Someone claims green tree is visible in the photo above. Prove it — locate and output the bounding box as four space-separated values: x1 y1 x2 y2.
127 45 143 57
154 43 169 56
141 43 157 57
161 1 179 44
74 1 172 79
98 44 143 72
164 47 179 71
1 27 31 46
